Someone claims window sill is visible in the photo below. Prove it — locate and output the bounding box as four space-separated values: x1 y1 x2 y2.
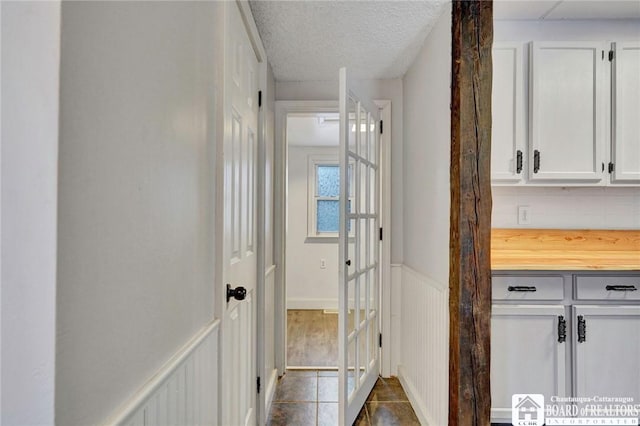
305 235 354 244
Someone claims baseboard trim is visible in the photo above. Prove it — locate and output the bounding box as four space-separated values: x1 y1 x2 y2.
265 368 278 415
286 299 338 310
398 365 435 426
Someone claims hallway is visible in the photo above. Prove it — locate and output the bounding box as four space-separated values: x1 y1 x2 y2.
267 371 419 426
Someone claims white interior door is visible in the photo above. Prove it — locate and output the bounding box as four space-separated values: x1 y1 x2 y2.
222 2 259 425
338 67 381 426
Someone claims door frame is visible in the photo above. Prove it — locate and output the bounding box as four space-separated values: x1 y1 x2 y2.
215 1 269 425
273 100 392 377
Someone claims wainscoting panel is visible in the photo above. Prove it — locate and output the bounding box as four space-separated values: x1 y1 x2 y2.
397 265 449 426
108 320 220 426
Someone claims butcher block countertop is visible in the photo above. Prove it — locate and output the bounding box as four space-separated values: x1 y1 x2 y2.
491 229 640 271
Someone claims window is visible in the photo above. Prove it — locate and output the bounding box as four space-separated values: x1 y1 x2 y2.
307 155 352 240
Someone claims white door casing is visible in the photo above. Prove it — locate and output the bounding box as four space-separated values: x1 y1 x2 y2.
338 68 381 426
271 100 392 380
222 2 259 425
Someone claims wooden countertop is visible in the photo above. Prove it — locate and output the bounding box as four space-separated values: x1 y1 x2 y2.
491 229 640 271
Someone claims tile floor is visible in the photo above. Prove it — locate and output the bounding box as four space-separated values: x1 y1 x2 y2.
267 370 420 426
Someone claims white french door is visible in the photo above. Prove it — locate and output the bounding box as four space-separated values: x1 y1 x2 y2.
221 2 259 425
338 67 381 426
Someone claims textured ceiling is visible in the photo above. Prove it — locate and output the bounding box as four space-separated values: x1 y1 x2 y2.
248 0 446 81
249 0 636 82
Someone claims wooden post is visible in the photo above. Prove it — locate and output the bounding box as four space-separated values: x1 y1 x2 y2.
449 1 493 425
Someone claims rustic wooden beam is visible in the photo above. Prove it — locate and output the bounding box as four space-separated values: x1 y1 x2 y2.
449 1 493 425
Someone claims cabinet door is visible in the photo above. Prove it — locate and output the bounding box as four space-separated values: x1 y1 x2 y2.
491 305 567 423
573 306 640 403
611 42 640 184
529 42 606 183
492 43 526 184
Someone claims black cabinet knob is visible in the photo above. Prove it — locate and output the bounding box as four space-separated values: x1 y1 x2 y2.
226 284 247 303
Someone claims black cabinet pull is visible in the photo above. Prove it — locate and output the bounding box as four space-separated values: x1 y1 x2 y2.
345 259 351 266
516 150 523 174
533 150 541 173
577 315 586 343
557 315 566 343
226 284 247 303
507 286 537 292
606 285 637 292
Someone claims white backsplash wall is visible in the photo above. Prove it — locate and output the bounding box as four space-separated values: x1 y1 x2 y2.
492 187 640 229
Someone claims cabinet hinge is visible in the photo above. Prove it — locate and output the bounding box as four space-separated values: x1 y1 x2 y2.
608 162 615 174
380 120 383 135
379 333 382 348
257 376 261 394
609 50 615 62
379 227 383 241
258 90 262 108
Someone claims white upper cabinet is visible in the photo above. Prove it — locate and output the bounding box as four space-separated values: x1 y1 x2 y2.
492 43 526 184
611 41 640 184
529 42 607 183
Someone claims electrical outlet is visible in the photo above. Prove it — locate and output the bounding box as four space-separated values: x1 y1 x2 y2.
518 206 531 225
320 259 326 269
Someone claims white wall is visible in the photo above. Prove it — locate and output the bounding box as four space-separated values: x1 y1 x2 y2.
286 146 340 309
493 19 640 230
493 187 640 229
276 79 404 264
402 7 451 285
56 2 220 424
399 3 451 425
1 2 60 424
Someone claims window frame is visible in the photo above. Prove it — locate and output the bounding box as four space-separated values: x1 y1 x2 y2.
306 154 353 242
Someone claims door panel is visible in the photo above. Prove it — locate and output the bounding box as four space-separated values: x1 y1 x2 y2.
612 41 640 184
492 43 525 183
491 305 567 423
573 306 640 406
339 68 380 426
223 2 258 425
529 42 606 182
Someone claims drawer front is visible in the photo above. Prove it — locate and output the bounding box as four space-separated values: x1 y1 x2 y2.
493 275 564 301
575 275 640 300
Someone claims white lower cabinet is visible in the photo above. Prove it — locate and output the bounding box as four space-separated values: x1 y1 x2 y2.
491 272 640 424
491 305 567 423
573 305 640 403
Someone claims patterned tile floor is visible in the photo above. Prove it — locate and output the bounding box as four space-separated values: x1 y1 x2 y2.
267 370 420 426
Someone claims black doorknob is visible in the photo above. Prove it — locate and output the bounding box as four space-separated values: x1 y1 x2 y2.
226 284 247 303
